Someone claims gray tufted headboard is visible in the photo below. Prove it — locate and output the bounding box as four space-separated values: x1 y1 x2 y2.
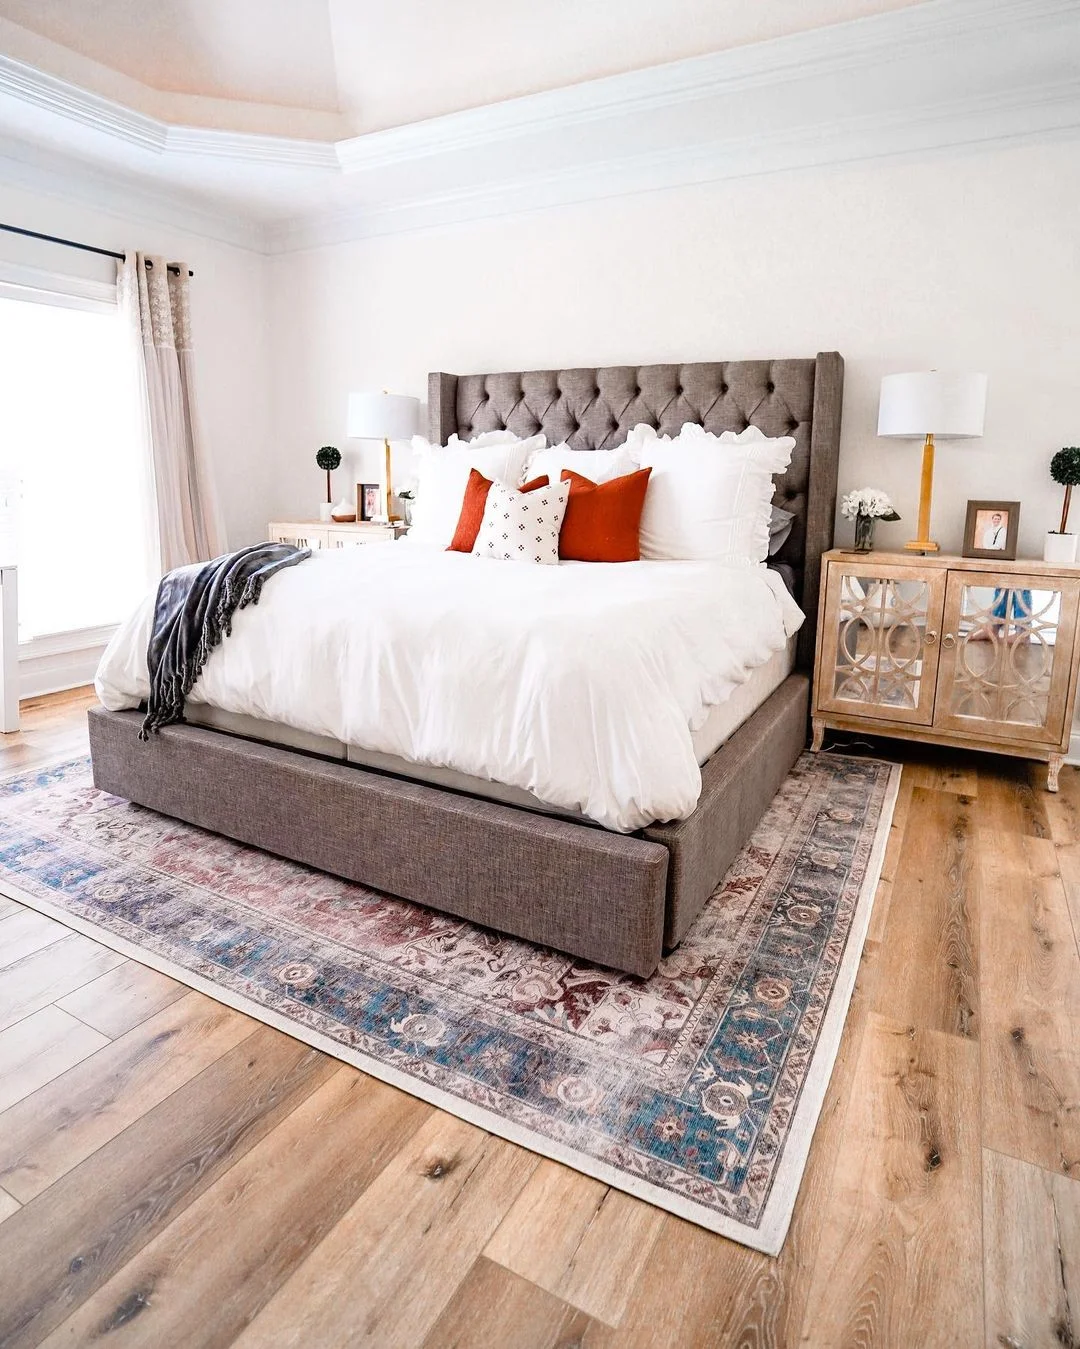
428 353 843 669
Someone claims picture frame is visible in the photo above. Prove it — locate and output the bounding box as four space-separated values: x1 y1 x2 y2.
357 482 382 522
962 500 1020 560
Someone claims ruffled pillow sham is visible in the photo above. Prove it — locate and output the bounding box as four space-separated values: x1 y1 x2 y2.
624 422 795 564
407 431 545 548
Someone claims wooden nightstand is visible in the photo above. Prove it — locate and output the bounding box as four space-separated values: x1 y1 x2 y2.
810 549 1080 790
267 520 407 549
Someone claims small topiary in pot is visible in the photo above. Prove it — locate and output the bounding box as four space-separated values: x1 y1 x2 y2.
316 445 342 504
1045 446 1080 564
1050 446 1080 535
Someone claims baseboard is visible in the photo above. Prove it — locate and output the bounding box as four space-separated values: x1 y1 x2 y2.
1067 732 1080 767
17 625 114 700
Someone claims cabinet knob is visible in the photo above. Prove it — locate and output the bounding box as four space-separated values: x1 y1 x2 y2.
942 633 956 648
925 631 938 646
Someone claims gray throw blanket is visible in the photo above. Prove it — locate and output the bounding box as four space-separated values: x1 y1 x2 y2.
140 542 311 739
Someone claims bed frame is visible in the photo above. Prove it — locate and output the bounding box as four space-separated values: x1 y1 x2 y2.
88 353 843 978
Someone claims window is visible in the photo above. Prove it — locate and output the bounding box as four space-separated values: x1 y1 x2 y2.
0 278 153 641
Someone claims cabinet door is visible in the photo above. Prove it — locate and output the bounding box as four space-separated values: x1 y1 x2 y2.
269 525 327 549
816 560 947 725
934 572 1080 745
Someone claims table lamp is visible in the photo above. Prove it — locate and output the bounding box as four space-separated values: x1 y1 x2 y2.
346 392 420 522
877 371 987 553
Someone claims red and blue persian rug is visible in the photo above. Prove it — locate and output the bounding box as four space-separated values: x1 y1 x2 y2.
0 751 897 1254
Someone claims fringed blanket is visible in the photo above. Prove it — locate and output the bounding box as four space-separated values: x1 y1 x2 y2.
140 542 311 739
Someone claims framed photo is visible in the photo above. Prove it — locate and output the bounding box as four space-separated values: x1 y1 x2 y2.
357 482 382 522
963 500 1020 560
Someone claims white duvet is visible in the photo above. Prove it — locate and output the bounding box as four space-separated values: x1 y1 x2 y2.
96 544 804 833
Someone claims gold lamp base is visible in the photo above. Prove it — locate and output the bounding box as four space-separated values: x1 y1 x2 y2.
905 432 938 553
384 437 401 523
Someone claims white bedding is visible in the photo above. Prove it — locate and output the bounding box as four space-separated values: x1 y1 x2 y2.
96 544 804 833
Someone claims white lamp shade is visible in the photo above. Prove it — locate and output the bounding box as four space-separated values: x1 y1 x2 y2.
877 371 987 439
346 391 419 440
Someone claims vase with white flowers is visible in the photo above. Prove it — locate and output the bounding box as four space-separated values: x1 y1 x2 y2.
840 488 901 553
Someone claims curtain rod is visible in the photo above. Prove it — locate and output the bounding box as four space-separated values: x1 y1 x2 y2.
0 223 194 276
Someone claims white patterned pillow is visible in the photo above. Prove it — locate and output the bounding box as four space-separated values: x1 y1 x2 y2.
473 478 570 564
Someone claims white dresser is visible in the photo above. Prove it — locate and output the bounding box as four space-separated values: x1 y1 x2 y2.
268 520 406 550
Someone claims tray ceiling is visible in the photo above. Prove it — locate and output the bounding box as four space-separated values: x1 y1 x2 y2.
0 0 929 136
0 0 1075 254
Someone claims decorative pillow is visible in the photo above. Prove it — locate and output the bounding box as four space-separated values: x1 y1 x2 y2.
557 468 652 562
626 422 795 564
447 469 548 552
522 442 638 487
473 478 570 565
408 432 545 548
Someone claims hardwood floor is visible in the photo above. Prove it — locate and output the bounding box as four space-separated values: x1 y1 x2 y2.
0 689 1078 1347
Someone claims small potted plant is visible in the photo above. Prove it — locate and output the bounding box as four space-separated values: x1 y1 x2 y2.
316 445 341 521
1046 446 1080 565
840 488 901 553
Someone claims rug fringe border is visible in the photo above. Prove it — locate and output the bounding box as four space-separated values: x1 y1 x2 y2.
0 755 901 1258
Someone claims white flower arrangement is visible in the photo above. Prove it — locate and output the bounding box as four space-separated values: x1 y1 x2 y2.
840 488 901 522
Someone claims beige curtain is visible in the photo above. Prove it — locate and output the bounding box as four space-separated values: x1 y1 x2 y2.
118 253 225 572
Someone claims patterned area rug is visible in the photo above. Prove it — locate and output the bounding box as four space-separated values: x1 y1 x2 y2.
0 751 897 1255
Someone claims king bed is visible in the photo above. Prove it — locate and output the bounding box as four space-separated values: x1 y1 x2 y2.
88 352 843 977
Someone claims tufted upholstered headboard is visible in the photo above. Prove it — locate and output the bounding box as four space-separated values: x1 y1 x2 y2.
428 352 843 669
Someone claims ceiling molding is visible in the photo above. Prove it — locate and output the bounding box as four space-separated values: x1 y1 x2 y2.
0 136 270 253
269 78 1080 252
166 126 337 168
0 52 165 152
331 0 1078 173
0 0 1075 254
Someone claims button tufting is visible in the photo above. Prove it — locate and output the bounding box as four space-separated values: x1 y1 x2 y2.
766 382 775 394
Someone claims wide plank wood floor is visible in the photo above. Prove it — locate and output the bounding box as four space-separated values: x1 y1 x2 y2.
0 688 1078 1347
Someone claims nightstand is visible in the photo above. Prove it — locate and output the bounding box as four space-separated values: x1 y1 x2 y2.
267 520 407 549
810 549 1080 790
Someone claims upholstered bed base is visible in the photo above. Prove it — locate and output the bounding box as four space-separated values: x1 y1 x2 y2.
87 674 808 978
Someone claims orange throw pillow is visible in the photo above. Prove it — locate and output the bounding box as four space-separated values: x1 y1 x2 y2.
447 469 549 552
558 467 652 562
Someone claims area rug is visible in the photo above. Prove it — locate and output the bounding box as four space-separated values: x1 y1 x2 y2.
0 751 898 1255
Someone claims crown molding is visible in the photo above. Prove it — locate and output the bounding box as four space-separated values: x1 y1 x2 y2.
0 0 1076 254
269 82 1080 252
0 136 270 253
0 52 164 152
331 0 1079 173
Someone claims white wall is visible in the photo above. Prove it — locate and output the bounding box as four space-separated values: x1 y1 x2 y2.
266 139 1080 564
0 182 273 550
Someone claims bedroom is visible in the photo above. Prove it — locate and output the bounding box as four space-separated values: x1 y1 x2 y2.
0 1 1076 1345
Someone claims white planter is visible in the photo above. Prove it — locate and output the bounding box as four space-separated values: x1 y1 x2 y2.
1043 531 1078 565
318 502 334 522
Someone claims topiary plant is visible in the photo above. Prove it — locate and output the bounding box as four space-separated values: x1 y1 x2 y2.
1050 446 1080 534
316 445 342 503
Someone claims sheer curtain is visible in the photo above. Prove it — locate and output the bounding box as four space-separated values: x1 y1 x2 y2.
118 254 225 572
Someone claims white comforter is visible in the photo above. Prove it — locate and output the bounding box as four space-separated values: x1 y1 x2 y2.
96 544 804 833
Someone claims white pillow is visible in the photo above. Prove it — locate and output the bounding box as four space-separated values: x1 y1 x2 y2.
626 422 795 564
472 478 570 565
522 442 638 487
408 432 545 547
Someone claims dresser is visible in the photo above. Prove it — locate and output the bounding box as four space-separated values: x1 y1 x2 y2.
267 520 406 549
810 549 1080 790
